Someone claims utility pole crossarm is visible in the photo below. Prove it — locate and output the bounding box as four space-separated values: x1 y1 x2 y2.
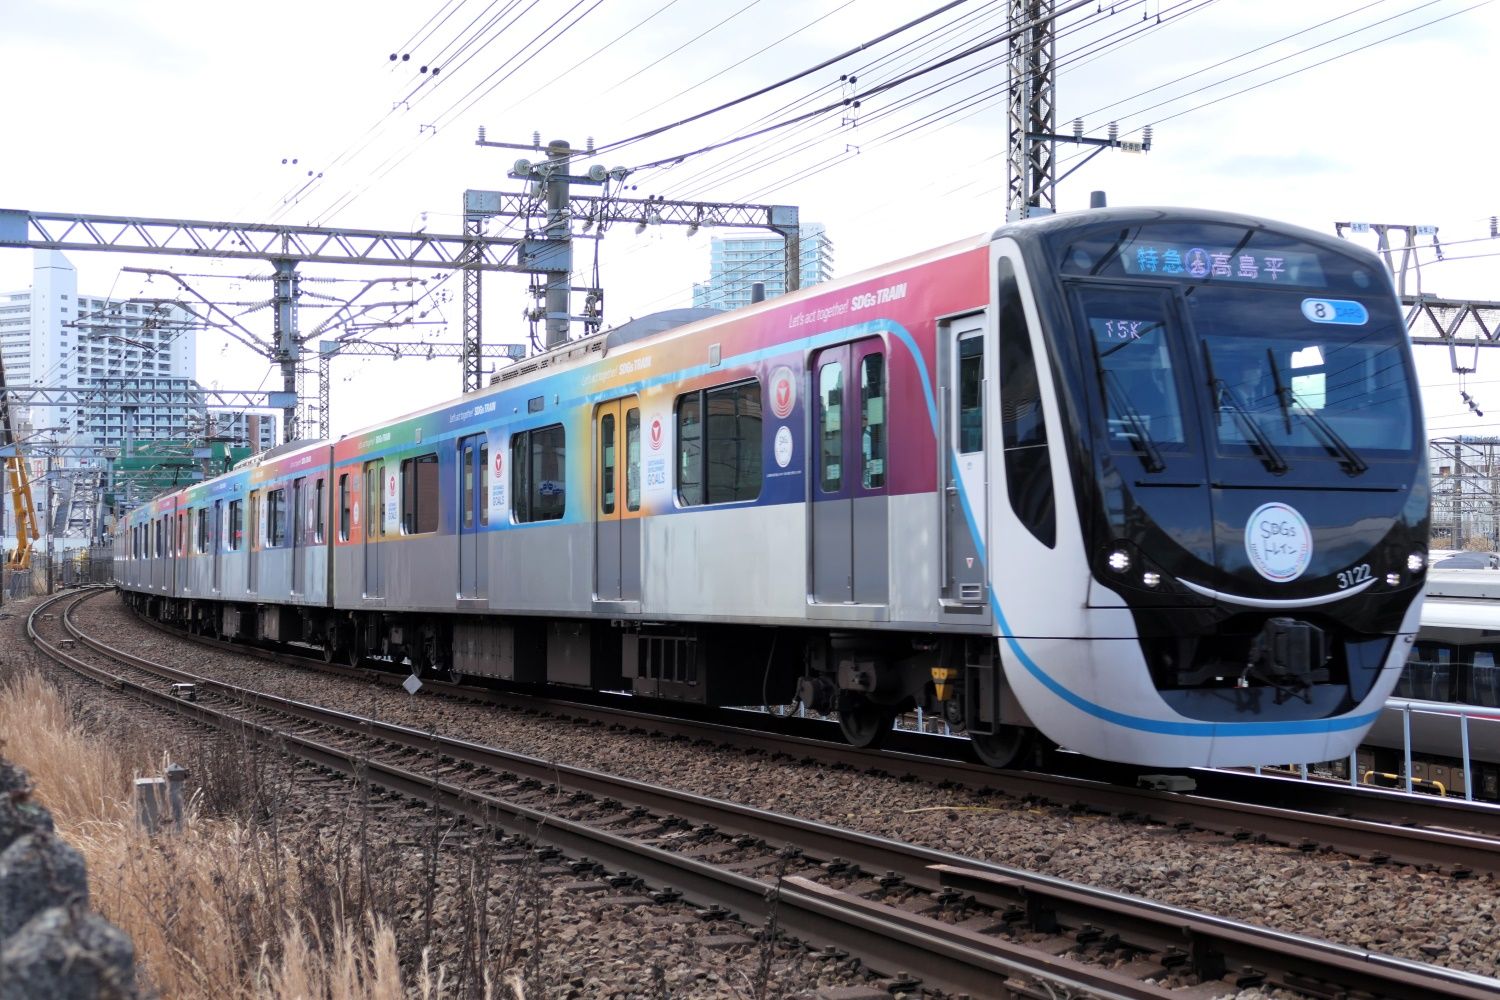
319 340 526 360
0 208 525 271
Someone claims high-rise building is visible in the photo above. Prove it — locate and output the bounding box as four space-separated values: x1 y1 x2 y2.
692 224 834 312
0 250 201 468
207 410 278 453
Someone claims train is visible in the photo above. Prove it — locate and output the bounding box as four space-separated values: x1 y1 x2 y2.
1360 567 1500 799
112 205 1430 770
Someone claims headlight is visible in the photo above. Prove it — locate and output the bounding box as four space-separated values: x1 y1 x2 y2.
1142 571 1161 588
1107 550 1131 573
1407 552 1425 573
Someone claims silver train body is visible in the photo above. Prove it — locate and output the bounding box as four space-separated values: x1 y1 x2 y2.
114 208 1430 769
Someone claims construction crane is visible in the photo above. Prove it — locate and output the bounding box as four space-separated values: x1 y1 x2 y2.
0 353 39 571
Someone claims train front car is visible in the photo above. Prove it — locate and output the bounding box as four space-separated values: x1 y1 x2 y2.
991 208 1428 767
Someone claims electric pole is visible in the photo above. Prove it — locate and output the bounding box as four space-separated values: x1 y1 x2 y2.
1007 1 1151 220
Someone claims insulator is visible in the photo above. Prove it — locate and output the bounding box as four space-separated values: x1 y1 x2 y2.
1073 118 1083 138
586 136 595 154
1142 125 1153 150
477 125 486 142
1108 122 1119 143
533 130 541 146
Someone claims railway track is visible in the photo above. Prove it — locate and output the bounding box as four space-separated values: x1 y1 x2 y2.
126 590 1500 875
28 587 1500 1000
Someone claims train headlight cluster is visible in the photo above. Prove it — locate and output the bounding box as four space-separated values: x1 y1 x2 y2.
1387 572 1402 586
1407 552 1426 573
1141 572 1161 588
1107 550 1132 573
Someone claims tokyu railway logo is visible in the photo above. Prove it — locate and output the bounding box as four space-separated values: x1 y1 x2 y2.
770 366 796 419
1245 502 1313 583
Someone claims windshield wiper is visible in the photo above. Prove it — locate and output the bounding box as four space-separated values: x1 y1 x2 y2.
1203 344 1288 474
1265 349 1368 476
1101 369 1166 472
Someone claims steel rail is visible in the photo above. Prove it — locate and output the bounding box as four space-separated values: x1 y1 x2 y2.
22 591 1170 999
46 590 1500 999
122 595 1500 870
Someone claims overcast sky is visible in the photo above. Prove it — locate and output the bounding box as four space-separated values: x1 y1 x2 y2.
1 0 1496 440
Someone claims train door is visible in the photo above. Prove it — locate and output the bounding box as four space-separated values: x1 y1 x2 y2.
810 339 888 605
458 435 488 600
593 397 641 604
363 460 384 598
247 491 260 593
940 314 990 612
212 499 222 593
291 477 306 596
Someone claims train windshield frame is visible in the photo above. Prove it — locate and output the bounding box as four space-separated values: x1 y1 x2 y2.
1057 221 1421 474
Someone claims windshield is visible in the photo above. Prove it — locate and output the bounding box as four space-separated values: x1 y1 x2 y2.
1075 284 1186 468
1059 221 1419 470
1190 285 1416 462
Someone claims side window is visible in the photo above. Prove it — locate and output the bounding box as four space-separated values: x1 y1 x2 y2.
957 335 983 454
267 488 286 547
818 361 842 492
229 499 244 550
479 446 490 526
196 508 208 553
462 446 475 529
999 257 1056 548
401 453 440 534
511 425 566 523
625 409 640 512
338 474 351 542
177 513 185 556
314 478 326 544
601 412 616 515
860 352 885 489
676 380 762 506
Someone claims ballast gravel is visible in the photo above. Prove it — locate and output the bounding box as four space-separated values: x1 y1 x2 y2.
56 594 1500 982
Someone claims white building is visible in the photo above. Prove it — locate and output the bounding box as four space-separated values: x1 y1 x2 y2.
207 410 278 452
692 224 834 312
0 251 201 467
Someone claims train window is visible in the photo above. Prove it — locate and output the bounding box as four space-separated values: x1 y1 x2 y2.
625 410 640 512
601 413 616 515
511 425 566 523
957 336 983 454
196 508 208 553
401 453 440 534
479 446 490 525
338 474 350 542
1400 641 1454 701
818 361 843 491
676 380 762 506
229 499 244 551
861 352 885 489
1000 257 1057 548
314 478 325 544
1469 650 1500 708
267 489 286 547
155 518 163 557
177 513 185 556
462 446 475 529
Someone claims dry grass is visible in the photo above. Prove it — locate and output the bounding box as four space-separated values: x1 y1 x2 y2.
0 663 448 1000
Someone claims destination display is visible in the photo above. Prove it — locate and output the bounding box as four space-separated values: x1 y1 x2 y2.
1115 241 1327 286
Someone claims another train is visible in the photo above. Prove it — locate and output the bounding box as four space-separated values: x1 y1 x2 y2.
1361 567 1500 799
113 206 1430 769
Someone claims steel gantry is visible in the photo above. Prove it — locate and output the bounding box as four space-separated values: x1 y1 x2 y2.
0 207 535 443
315 339 525 440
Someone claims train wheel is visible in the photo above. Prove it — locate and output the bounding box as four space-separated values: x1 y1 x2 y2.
837 694 895 750
970 726 1032 769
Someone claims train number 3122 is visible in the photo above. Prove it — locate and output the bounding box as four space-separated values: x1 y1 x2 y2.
1337 563 1372 589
